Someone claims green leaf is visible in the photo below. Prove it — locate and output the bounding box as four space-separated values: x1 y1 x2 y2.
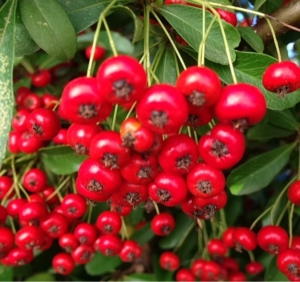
159 5 240 65
40 146 87 175
204 51 300 110
130 222 154 245
0 0 17 169
266 109 299 131
247 123 294 141
25 273 55 281
19 0 77 61
223 194 243 226
124 273 156 281
15 11 39 57
111 6 144 44
159 212 194 249
227 144 295 195
255 0 284 13
0 265 13 281
85 252 122 276
237 27 264 53
127 205 144 226
58 0 130 33
155 46 177 85
262 254 289 281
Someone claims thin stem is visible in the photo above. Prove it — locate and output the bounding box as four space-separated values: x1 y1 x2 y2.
198 4 206 66
219 208 228 230
86 0 118 77
248 250 255 262
0 169 7 177
151 10 187 70
148 68 160 84
9 217 16 234
21 58 35 74
152 201 160 214
121 217 129 239
103 18 118 57
187 126 192 138
11 156 21 199
46 176 71 202
173 222 196 253
210 217 217 238
144 4 151 85
276 201 290 226
111 104 119 131
250 205 273 230
265 18 281 62
87 205 93 224
271 174 298 225
289 203 295 248
125 102 137 120
193 128 198 144
18 183 30 201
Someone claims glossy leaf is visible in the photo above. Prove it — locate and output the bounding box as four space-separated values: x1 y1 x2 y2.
0 0 17 169
266 109 299 131
204 51 300 110
0 264 13 281
40 146 87 175
58 0 130 33
127 204 144 226
159 5 240 65
19 0 77 61
227 144 295 195
15 11 39 57
25 273 55 281
155 46 177 85
247 123 294 141
85 252 122 276
130 222 154 245
237 26 264 53
159 212 194 249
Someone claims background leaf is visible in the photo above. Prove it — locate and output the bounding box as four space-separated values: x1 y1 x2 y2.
155 46 177 84
25 273 55 281
266 109 299 131
40 146 87 175
159 5 240 65
0 0 17 169
237 26 264 53
0 264 13 281
19 0 77 61
227 144 295 195
130 223 154 245
85 252 122 276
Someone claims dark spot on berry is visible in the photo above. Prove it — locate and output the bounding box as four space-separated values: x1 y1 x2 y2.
232 118 248 133
57 265 66 274
79 236 88 244
75 144 89 156
102 153 119 169
104 224 113 233
87 179 103 192
122 132 135 149
187 114 198 126
157 189 171 202
276 85 289 98
48 225 60 234
32 123 43 135
188 90 206 106
126 252 136 262
176 155 191 170
151 111 168 128
79 104 98 119
113 79 133 100
138 166 152 179
197 180 212 194
211 140 229 158
125 192 141 206
161 225 171 235
67 206 78 215
267 243 279 254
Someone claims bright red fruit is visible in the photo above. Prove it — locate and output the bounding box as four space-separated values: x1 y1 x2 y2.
191 258 206 278
74 223 97 245
257 225 289 255
228 271 247 281
198 124 246 170
0 176 14 200
96 211 122 235
175 268 196 281
31 69 52 88
222 227 236 248
136 84 188 134
61 194 87 219
288 180 300 205
17 131 43 153
52 253 75 275
214 83 267 131
58 233 79 253
246 261 264 275
96 55 147 104
41 213 69 238
159 251 180 271
119 240 142 262
151 213 175 236
15 225 45 250
158 134 198 175
8 248 33 266
186 163 225 198
216 9 238 26
23 168 47 193
148 172 188 207
95 234 123 256
207 238 228 257
85 45 106 60
176 66 222 107
12 109 30 132
262 61 300 97
233 227 257 252
277 249 300 280
0 227 15 253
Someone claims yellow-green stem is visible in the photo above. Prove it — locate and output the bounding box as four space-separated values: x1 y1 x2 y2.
9 217 16 234
153 201 160 214
265 18 281 62
144 4 151 85
250 205 273 230
87 205 93 224
276 200 290 226
289 203 295 248
248 250 255 262
121 216 129 239
103 18 118 57
173 222 196 253
111 104 119 131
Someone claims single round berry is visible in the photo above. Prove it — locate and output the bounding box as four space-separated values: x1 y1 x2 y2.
74 223 97 245
61 194 87 219
216 8 238 26
262 61 300 97
0 176 14 200
31 69 52 88
288 180 300 205
8 247 34 266
119 240 142 262
0 227 15 253
159 251 180 271
233 227 257 252
95 234 123 256
23 168 47 193
85 45 106 61
207 238 228 257
41 212 69 239
52 253 75 275
277 249 300 280
175 268 196 282
246 261 264 275
151 213 175 236
71 244 94 264
96 211 122 235
15 225 45 250
58 233 79 253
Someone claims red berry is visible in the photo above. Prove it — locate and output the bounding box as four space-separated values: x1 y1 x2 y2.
53 128 68 145
175 268 196 281
26 108 61 140
159 251 180 271
137 84 188 134
58 233 79 253
0 176 14 200
8 247 33 266
41 212 69 239
222 227 236 248
214 83 267 131
90 130 131 169
148 172 188 207
71 244 94 264
151 213 175 236
0 205 7 225
262 61 300 97
187 163 225 198
191 258 206 278
109 202 133 216
41 93 59 109
95 234 123 256
18 201 48 225
12 109 30 132
277 249 300 280
176 66 222 107
0 227 15 253
7 198 27 218
52 253 75 275
17 131 43 153
198 124 245 170
246 261 264 275
96 211 122 235
8 131 22 154
61 194 87 219
257 225 289 255
228 271 247 281
207 238 228 257
22 92 43 112
201 260 221 281
158 134 198 175
216 9 238 26
74 223 97 245
222 257 239 273
31 69 52 88
15 225 45 250
23 168 47 193
233 227 257 252
96 55 147 105
185 104 214 128
288 180 300 205
119 240 142 262
85 45 106 61
292 236 300 252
